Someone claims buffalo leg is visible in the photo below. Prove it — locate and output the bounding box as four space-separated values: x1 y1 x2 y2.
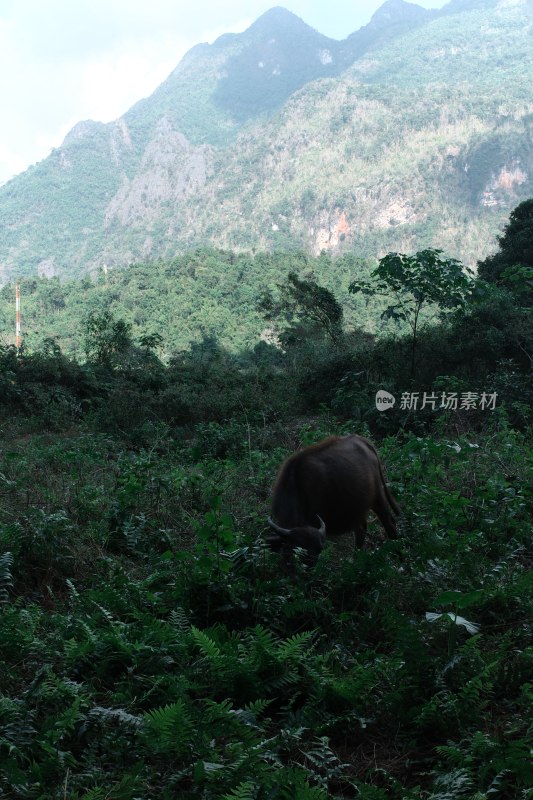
354 517 367 548
373 496 398 539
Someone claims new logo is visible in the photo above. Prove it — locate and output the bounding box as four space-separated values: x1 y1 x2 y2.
375 390 396 411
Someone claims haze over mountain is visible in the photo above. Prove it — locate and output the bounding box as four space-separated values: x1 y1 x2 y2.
0 0 532 283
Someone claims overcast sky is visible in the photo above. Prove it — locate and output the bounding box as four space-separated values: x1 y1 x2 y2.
0 0 446 185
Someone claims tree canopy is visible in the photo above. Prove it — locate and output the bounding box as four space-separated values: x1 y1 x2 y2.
349 248 474 376
477 198 533 287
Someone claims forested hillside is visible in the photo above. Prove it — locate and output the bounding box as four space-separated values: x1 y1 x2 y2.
0 0 532 283
0 202 531 798
0 250 395 355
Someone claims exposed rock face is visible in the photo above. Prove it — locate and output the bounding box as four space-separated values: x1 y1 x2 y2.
105 119 213 227
59 152 72 170
37 258 57 278
375 198 418 228
312 209 351 254
480 162 528 207
109 119 133 165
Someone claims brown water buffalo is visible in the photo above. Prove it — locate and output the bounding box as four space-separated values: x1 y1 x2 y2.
267 435 400 560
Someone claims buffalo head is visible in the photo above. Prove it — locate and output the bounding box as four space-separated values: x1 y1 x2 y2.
266 514 326 563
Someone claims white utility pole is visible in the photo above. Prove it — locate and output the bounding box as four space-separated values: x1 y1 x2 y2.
15 282 21 349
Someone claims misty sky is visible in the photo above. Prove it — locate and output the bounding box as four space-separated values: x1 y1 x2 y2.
0 0 446 185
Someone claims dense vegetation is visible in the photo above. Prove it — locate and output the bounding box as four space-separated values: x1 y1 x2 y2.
0 249 396 355
0 202 531 798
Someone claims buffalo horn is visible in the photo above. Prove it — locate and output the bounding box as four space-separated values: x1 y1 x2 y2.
267 517 292 537
316 515 326 538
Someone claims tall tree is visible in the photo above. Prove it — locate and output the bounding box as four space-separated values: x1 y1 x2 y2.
84 311 132 369
349 249 474 377
477 198 533 302
478 199 533 280
258 271 344 345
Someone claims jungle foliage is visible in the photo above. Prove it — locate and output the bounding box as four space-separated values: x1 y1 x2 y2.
0 215 531 797
0 250 390 355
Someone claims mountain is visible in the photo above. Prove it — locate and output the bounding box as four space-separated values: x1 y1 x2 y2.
0 0 532 284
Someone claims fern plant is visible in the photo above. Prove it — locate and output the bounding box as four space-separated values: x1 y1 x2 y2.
0 550 13 602
143 699 193 757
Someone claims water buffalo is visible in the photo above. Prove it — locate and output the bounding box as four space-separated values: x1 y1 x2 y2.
267 435 400 560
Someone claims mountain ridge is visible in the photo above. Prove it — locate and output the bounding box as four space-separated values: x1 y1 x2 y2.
368 0 432 26
0 0 532 283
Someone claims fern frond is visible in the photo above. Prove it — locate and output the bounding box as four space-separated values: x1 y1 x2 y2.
65 578 80 600
0 523 23 556
435 743 465 765
430 767 473 799
280 770 329 800
79 788 106 800
293 784 328 799
458 668 494 713
248 624 279 652
169 606 190 631
244 698 272 718
303 737 341 770
79 619 99 644
203 698 235 724
264 670 299 691
298 736 352 790
230 698 271 729
143 699 192 755
89 705 142 729
92 603 120 627
191 626 222 661
222 780 258 800
0 550 13 603
276 630 316 661
78 773 145 800
225 547 253 573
